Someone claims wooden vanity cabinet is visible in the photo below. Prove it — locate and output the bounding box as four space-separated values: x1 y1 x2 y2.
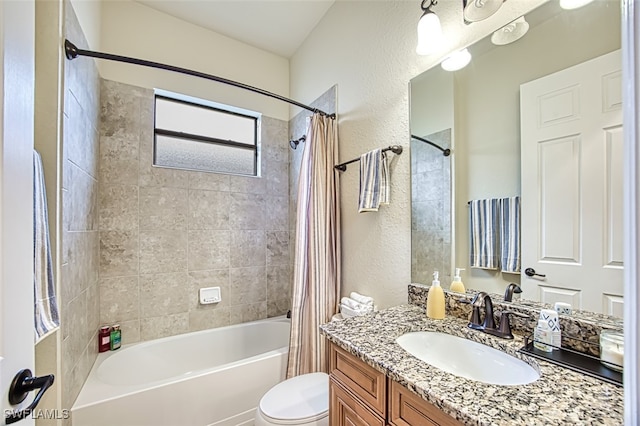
328 342 463 426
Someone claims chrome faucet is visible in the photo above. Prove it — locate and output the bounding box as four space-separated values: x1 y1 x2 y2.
504 283 522 302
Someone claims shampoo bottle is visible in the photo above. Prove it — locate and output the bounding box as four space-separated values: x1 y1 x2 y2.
426 271 445 319
450 268 466 293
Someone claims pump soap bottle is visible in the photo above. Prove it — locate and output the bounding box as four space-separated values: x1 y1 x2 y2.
426 271 445 319
450 268 466 293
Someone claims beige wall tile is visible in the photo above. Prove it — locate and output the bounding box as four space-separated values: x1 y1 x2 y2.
99 184 139 231
267 265 290 300
266 195 288 231
118 320 141 345
140 313 189 341
139 272 189 317
139 230 187 274
64 231 99 302
229 192 265 230
267 298 290 318
229 175 266 194
229 302 267 325
99 276 139 324
187 230 230 271
266 231 289 266
139 187 188 230
188 172 230 192
67 161 98 231
100 230 139 277
230 230 265 268
188 189 230 230
229 266 266 305
189 308 230 332
266 161 288 196
99 135 139 186
100 79 142 139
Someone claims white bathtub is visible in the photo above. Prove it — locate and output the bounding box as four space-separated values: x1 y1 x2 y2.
72 317 290 426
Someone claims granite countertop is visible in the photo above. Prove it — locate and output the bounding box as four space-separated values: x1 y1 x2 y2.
320 304 624 426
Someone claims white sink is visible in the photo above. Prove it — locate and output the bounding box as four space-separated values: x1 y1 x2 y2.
396 331 539 386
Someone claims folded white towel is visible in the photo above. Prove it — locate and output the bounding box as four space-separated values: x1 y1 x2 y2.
340 297 372 312
340 304 371 318
350 292 374 306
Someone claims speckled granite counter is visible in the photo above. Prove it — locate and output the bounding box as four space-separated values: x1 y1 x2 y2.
320 304 623 426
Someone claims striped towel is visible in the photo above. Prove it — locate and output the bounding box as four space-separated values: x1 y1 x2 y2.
358 149 389 212
34 151 59 342
500 196 521 273
469 199 500 270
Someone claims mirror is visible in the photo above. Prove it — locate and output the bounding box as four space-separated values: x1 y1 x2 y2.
410 0 622 314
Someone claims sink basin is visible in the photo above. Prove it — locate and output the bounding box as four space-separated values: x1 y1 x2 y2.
396 331 539 386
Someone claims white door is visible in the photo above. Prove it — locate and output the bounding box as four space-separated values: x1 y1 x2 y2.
520 50 623 316
1 0 37 425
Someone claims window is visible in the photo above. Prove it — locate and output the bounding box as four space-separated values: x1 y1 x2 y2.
153 91 260 176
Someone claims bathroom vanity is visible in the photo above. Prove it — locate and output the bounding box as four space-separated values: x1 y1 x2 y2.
321 304 623 425
329 342 461 426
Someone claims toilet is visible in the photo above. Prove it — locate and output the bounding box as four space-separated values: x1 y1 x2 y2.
254 372 329 426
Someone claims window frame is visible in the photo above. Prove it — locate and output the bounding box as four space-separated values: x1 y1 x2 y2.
152 92 261 176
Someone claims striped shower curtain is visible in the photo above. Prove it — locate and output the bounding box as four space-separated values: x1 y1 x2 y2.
287 113 341 377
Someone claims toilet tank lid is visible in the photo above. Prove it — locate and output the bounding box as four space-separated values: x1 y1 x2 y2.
260 372 329 421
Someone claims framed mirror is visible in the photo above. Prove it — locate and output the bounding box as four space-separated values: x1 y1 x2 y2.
409 0 622 315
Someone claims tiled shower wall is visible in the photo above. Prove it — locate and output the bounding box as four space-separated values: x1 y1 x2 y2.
98 80 291 344
411 128 452 285
61 1 101 412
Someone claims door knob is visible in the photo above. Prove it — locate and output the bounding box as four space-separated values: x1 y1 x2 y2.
5 369 54 424
524 267 546 278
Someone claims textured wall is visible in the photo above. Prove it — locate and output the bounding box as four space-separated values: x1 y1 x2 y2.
98 79 291 344
289 0 546 309
61 1 101 414
99 0 289 121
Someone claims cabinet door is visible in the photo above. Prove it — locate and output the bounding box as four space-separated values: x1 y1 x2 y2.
329 343 386 417
330 378 385 426
389 381 463 426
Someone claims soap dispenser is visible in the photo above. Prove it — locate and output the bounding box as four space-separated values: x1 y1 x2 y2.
450 268 466 293
426 271 445 319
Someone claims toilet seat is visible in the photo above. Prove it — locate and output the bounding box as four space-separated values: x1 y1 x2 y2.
258 372 329 425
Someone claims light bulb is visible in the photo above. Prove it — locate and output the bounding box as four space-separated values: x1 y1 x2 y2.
559 0 595 9
441 49 472 71
416 11 443 55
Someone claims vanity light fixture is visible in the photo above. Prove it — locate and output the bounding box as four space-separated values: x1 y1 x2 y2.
559 0 595 9
416 0 444 55
441 48 472 71
463 0 504 23
491 16 529 45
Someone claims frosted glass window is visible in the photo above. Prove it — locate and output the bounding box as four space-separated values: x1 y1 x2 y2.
153 94 259 176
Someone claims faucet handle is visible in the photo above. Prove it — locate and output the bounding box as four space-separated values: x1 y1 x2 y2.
459 298 483 329
497 310 528 339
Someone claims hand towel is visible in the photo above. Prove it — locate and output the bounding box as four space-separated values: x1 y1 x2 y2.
358 149 389 212
349 292 374 306
34 150 59 342
499 196 521 273
469 198 500 270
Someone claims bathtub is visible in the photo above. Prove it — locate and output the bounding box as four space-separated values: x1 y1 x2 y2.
71 317 290 426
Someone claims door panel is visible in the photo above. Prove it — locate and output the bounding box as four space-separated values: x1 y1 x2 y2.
1 0 36 424
521 50 623 315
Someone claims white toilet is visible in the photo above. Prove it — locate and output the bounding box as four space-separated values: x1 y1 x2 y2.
254 372 329 426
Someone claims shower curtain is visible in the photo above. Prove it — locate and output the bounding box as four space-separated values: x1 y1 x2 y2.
287 112 341 377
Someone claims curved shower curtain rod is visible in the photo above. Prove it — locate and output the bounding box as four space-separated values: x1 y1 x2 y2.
411 134 451 156
64 39 336 119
